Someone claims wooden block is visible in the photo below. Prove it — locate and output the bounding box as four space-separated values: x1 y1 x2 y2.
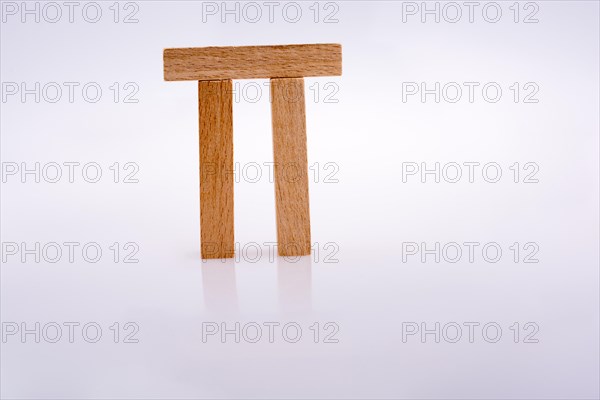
199 80 234 259
270 78 311 257
164 44 342 81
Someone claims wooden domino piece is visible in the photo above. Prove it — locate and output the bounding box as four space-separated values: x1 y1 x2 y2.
164 44 341 81
199 80 234 259
271 78 311 256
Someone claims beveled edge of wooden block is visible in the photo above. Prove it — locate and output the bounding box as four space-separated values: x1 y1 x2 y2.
163 43 342 81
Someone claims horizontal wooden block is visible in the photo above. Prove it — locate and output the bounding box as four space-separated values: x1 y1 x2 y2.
164 44 342 81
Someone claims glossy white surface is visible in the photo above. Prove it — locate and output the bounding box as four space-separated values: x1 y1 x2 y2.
1 1 598 398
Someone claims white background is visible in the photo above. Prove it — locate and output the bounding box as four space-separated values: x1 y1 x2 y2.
1 1 599 398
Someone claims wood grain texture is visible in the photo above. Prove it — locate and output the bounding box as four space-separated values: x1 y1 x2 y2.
270 78 311 257
199 80 234 259
164 44 342 81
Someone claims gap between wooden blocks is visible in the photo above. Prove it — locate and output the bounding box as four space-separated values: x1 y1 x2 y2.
163 44 343 259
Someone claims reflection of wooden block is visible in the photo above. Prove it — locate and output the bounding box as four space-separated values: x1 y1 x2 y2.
271 78 311 256
163 44 342 260
164 44 342 81
199 80 234 259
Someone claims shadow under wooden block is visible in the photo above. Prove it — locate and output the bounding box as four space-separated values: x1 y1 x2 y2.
271 77 311 257
199 80 234 259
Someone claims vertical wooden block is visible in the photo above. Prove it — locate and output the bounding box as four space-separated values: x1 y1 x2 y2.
199 80 234 259
270 78 311 257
